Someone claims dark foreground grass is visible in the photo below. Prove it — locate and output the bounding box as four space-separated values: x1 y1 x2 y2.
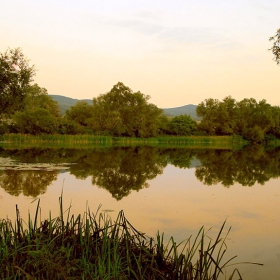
0 197 261 280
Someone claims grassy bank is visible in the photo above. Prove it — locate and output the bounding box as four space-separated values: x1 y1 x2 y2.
0 134 247 148
0 197 260 279
0 134 112 144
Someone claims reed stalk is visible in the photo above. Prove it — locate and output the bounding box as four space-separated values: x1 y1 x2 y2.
0 197 262 279
1 134 247 149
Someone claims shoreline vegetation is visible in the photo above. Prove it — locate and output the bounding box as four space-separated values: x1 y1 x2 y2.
0 134 249 147
2 48 280 148
0 197 261 279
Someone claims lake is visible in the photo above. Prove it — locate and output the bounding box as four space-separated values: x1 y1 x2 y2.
0 145 280 279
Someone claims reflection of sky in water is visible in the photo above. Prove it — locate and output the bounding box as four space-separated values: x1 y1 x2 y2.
0 160 280 279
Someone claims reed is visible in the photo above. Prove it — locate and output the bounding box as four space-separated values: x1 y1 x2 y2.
0 197 261 279
1 133 112 145
156 135 245 145
1 134 247 148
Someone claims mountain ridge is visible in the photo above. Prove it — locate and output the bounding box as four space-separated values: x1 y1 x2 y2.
50 95 199 119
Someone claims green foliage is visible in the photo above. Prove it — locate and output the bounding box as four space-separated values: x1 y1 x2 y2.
167 114 197 135
57 118 80 134
196 98 220 135
243 126 264 143
196 96 280 143
90 82 164 137
157 114 170 134
65 101 93 127
0 48 36 118
24 83 60 116
0 122 10 134
13 108 58 134
269 28 280 65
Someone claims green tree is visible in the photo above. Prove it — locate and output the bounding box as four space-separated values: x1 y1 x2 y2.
0 48 36 119
236 98 272 142
196 96 279 142
167 114 197 135
235 98 258 136
216 96 237 135
66 101 93 127
196 98 221 135
267 106 280 138
24 83 60 117
58 118 80 135
13 108 58 134
269 28 280 65
157 114 170 135
90 82 164 137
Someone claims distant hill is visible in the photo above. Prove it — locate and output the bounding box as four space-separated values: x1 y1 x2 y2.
50 95 199 119
50 95 92 115
163 104 199 120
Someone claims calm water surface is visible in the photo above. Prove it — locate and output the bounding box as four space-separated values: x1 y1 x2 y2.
0 145 280 279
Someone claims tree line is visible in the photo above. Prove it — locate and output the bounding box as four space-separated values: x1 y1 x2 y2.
0 29 279 142
0 48 197 137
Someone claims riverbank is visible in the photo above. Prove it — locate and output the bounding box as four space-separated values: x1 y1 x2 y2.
0 197 257 279
0 133 247 148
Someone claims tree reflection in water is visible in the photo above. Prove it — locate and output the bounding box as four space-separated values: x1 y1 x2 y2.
69 147 168 200
0 170 57 197
195 145 280 187
1 145 280 199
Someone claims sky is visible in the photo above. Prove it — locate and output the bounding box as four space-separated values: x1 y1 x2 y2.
1 0 280 108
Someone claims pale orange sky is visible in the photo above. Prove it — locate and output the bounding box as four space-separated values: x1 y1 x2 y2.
1 0 280 108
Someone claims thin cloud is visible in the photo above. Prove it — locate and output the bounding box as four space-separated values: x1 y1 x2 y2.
106 18 239 50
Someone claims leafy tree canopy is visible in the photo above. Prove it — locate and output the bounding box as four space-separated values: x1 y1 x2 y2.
90 82 163 137
167 114 197 136
269 28 280 65
0 48 36 118
13 108 58 134
65 101 93 127
24 83 60 117
196 96 280 142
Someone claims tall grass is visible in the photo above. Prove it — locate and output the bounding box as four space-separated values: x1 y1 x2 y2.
156 135 245 145
0 197 261 279
1 134 247 148
1 133 112 144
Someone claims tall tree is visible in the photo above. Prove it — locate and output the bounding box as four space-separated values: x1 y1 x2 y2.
0 48 36 119
90 82 163 137
269 28 280 65
24 83 60 117
216 96 237 135
196 96 279 142
13 108 58 134
65 101 93 127
167 114 197 136
196 98 220 135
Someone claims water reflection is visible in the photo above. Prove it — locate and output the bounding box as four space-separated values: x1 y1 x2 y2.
1 145 280 198
0 170 57 196
195 145 280 187
69 147 168 200
166 148 196 168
